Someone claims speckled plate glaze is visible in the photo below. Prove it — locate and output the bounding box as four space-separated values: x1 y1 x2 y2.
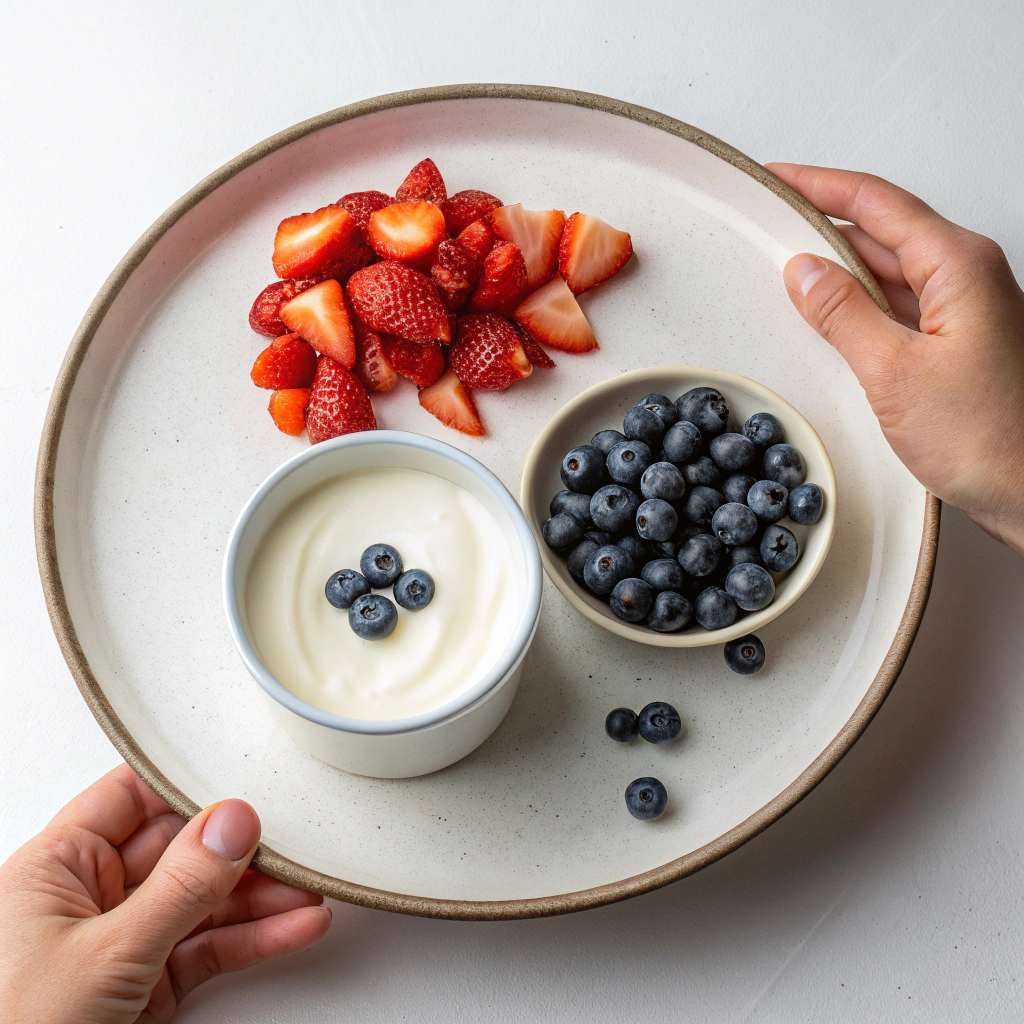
36 85 938 920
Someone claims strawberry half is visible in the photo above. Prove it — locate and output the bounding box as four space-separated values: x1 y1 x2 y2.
455 219 496 267
382 337 445 388
268 388 311 436
466 241 529 316
250 333 318 389
305 356 376 444
558 212 633 294
353 319 398 393
518 330 556 369
249 279 316 337
395 158 447 204
367 202 447 263
272 205 360 279
441 190 503 236
338 190 394 242
279 279 356 369
430 239 481 312
513 276 598 353
346 262 451 343
418 369 485 437
489 205 566 290
450 313 533 391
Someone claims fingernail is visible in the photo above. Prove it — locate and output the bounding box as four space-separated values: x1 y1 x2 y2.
784 253 829 296
202 800 260 861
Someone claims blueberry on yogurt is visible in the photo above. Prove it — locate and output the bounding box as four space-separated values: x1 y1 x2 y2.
360 543 403 588
393 569 435 611
348 593 398 640
325 569 370 610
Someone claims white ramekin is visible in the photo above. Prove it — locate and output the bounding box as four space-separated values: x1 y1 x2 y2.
223 431 542 779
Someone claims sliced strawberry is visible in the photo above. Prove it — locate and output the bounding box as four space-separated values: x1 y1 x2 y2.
249 279 316 337
455 219 496 267
338 190 394 242
489 205 566 290
450 313 533 391
272 205 360 279
250 333 318 389
430 238 481 312
346 261 451 343
382 337 445 388
513 276 598 353
558 212 633 294
279 279 356 368
441 190 503 236
367 201 447 263
353 318 398 393
395 158 447 204
466 242 529 316
518 329 556 369
305 356 376 444
418 369 485 437
268 388 311 436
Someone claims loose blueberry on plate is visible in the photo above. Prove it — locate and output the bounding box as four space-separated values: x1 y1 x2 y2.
709 432 756 472
724 634 766 675
591 428 626 455
583 544 635 595
560 444 606 493
647 590 693 632
675 387 729 437
746 479 789 523
641 558 687 592
542 512 584 553
610 577 655 622
636 498 678 542
623 404 666 448
637 393 678 430
625 777 668 821
640 461 686 502
605 707 639 742
606 439 652 487
393 569 435 610
677 533 722 576
585 529 614 546
360 543 403 588
348 593 398 640
638 701 681 743
711 502 758 546
683 485 725 526
682 455 719 488
325 569 371 610
743 411 784 448
590 484 641 532
760 524 800 572
725 563 775 611
567 539 600 583
550 489 593 524
694 586 738 630
721 472 757 505
788 482 824 525
616 534 649 565
661 420 702 464
762 443 806 489
729 542 763 568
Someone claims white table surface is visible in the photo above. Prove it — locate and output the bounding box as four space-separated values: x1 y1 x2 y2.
3 1 1023 1020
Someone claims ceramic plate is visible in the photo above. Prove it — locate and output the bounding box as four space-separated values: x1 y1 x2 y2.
36 85 938 920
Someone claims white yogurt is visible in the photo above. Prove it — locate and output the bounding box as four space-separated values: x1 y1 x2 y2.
245 467 520 721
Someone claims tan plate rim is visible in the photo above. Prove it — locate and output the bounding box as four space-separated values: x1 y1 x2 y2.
34 83 941 921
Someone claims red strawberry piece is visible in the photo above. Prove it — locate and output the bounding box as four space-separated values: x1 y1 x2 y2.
279 279 356 368
466 241 529 316
450 313 533 391
250 333 318 389
395 158 447 205
338 190 394 241
367 201 447 263
353 319 398 393
418 369 485 437
346 261 451 343
302 242 376 286
517 329 556 369
272 205 360 279
382 337 445 388
248 279 316 337
305 356 376 444
557 212 633 294
267 388 311 436
441 189 503 236
430 238 481 312
513 276 598 353
455 219 496 267
489 205 566 290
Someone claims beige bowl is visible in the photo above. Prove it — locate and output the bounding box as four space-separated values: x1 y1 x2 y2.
520 366 837 647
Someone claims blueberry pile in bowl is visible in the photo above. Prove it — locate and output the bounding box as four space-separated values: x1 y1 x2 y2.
541 387 826 635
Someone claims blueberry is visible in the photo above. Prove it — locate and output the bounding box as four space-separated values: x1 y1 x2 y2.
590 484 641 532
625 777 668 821
591 428 626 455
650 539 679 559
623 405 666 448
677 533 722 576
606 440 652 487
542 512 584 553
584 529 614 546
348 593 398 640
360 544 403 588
675 387 729 438
682 455 719 488
610 577 655 622
760 524 800 572
393 569 435 610
616 534 649 565
641 558 687 592
743 412 785 448
567 539 600 583
729 543 763 568
605 707 638 742
721 473 757 505
711 502 758 546
637 393 678 430
583 544 635 595
694 586 738 630
640 462 686 502
724 634 766 675
683 485 725 526
638 701 681 743
550 489 593 524
675 523 711 544
709 432 756 472
560 444 606 493
325 569 370 610
661 420 702 464
788 483 824 525
746 479 789 523
725 563 775 611
646 590 693 632
636 498 678 542
762 444 806 489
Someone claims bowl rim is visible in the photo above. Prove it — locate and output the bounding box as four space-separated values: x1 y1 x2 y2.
222 430 543 736
520 366 838 647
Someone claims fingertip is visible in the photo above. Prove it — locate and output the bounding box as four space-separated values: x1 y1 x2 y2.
783 253 830 297
201 800 261 862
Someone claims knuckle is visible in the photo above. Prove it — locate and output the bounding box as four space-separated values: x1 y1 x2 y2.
160 861 221 913
813 277 862 340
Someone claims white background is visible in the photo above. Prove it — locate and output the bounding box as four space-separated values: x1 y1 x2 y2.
3 1 1024 1020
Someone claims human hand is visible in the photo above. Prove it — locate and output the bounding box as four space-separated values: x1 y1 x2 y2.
766 163 1024 554
0 763 331 1023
